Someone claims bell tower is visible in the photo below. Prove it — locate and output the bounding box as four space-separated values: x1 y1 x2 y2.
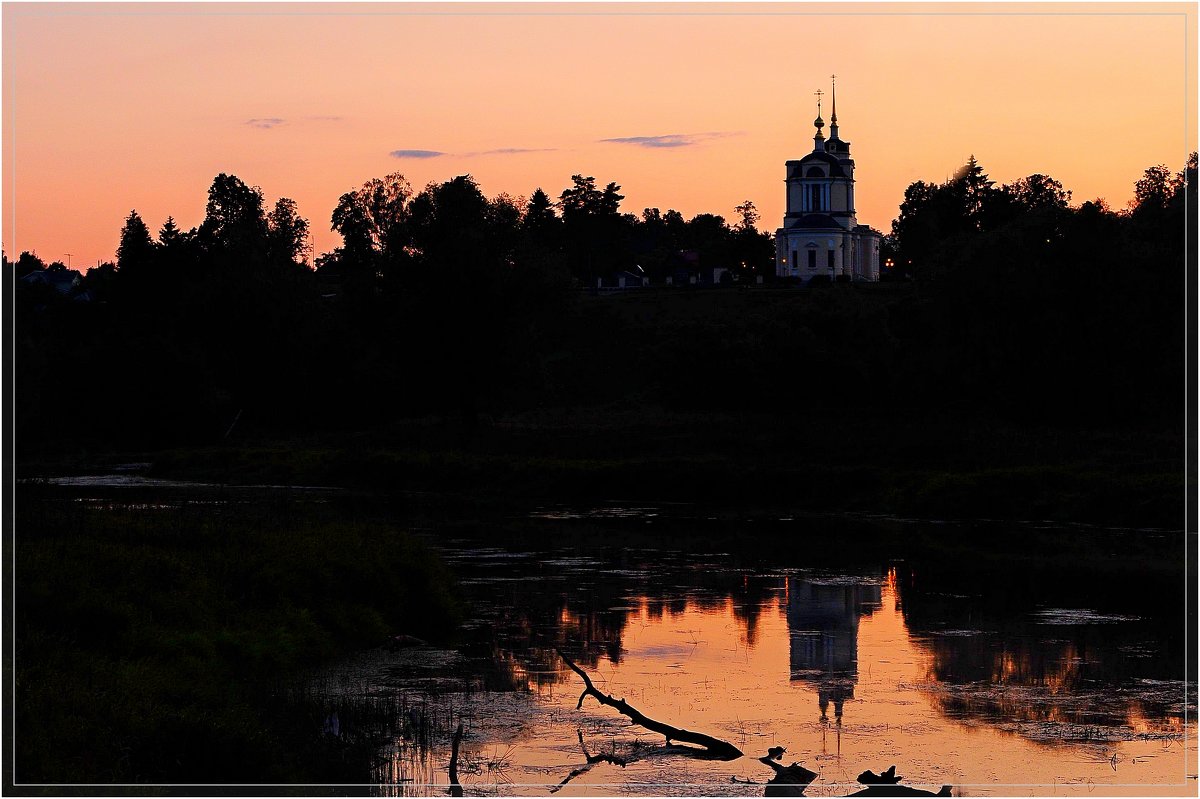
775 76 881 282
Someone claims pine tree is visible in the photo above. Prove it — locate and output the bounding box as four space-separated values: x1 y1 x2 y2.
158 216 185 248
955 155 996 229
523 188 559 240
117 210 154 274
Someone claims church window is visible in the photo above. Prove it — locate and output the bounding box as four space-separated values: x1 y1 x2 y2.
827 250 834 270
791 251 797 270
807 250 817 269
810 184 822 211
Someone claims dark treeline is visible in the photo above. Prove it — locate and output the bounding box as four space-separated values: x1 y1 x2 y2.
884 154 1195 422
13 154 1194 457
15 172 774 452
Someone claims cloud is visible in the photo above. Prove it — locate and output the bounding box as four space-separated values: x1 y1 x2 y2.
389 149 446 159
245 116 344 129
478 147 557 155
599 132 740 148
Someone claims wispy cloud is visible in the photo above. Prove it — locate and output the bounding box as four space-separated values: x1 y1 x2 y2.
246 116 344 129
389 149 447 159
477 147 557 155
386 146 557 159
599 132 740 149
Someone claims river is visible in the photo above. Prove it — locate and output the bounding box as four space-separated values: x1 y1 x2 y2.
308 504 1194 797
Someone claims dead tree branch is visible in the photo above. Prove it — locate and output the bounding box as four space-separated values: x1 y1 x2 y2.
556 649 743 760
448 722 464 797
758 753 818 797
847 765 952 797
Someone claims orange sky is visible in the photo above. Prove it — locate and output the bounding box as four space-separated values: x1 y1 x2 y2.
3 2 1196 269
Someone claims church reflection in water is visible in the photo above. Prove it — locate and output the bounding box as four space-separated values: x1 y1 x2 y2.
786 576 883 725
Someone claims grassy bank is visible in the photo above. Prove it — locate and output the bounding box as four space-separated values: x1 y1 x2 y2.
14 495 462 789
110 410 1188 529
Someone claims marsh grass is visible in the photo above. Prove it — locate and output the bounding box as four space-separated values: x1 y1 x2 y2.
14 495 463 787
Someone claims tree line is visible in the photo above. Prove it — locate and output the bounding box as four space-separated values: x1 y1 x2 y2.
879 153 1194 423
13 172 772 449
13 154 1194 454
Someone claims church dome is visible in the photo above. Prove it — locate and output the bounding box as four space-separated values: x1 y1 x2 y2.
813 115 825 129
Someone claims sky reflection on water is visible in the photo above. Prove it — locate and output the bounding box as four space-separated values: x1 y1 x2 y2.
359 524 1192 797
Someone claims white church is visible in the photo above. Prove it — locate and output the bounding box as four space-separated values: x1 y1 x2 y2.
776 78 882 282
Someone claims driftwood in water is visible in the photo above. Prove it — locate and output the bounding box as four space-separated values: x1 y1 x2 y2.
556 649 743 760
758 752 818 797
751 759 949 798
447 722 464 797
846 766 952 797
549 730 629 793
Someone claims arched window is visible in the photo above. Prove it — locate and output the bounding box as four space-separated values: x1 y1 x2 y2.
806 166 825 178
810 184 822 211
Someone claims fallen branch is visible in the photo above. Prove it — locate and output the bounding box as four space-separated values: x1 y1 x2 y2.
448 722 464 797
556 649 743 760
847 765 952 797
758 752 818 797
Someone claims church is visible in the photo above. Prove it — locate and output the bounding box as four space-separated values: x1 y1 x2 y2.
776 78 882 282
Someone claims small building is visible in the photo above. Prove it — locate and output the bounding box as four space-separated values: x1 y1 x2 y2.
20 267 82 295
595 269 648 289
776 78 882 283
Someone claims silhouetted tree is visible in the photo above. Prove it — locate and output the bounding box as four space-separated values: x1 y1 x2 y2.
523 188 560 244
328 172 413 293
1131 163 1177 215
116 210 154 277
82 261 118 302
558 175 631 279
157 216 186 248
266 197 310 268
199 174 268 260
734 200 761 231
1004 173 1071 211
955 154 996 228
14 251 45 278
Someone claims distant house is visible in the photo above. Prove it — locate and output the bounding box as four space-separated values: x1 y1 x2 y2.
20 268 84 297
594 268 648 290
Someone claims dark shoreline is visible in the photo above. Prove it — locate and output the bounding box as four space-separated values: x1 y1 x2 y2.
19 408 1187 530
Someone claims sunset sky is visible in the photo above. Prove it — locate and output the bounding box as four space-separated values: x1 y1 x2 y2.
3 2 1196 269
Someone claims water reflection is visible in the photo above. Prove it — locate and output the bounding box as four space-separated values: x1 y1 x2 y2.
343 521 1192 795
889 564 1187 745
460 546 1187 748
787 576 883 726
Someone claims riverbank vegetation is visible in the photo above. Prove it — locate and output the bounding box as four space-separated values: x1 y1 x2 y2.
14 154 1193 526
14 494 462 786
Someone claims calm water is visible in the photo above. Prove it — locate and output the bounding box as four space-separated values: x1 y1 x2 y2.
311 508 1195 797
